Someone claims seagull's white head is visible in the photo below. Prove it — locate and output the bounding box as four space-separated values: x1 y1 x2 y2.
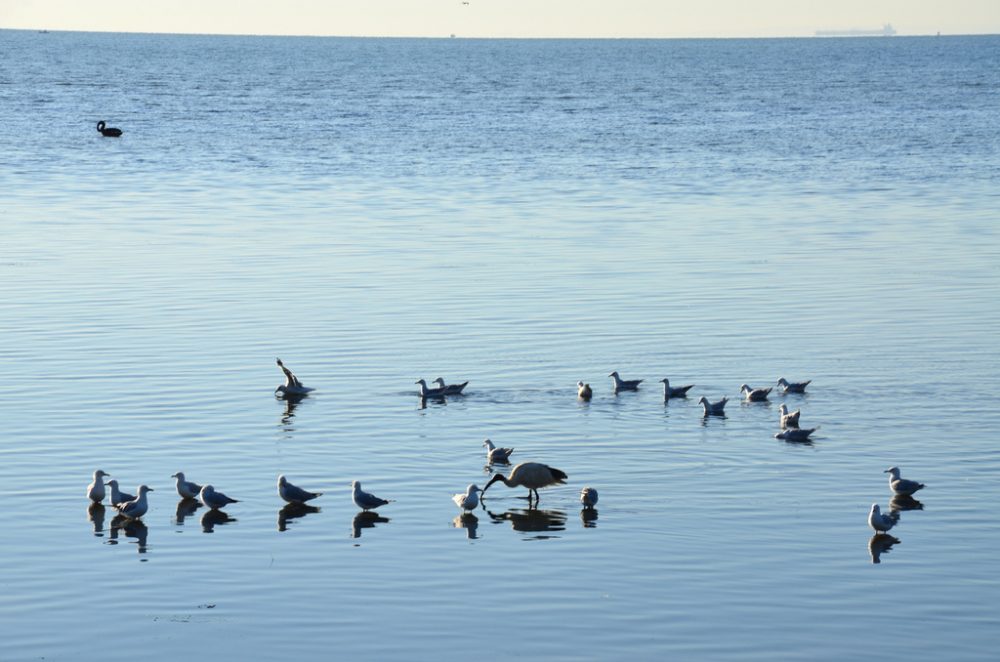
779 404 789 415
467 484 481 494
94 470 109 479
278 474 287 486
609 371 619 378
434 377 445 386
740 384 751 393
137 485 153 495
884 467 901 478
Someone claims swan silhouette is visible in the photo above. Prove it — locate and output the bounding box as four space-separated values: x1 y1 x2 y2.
96 121 122 137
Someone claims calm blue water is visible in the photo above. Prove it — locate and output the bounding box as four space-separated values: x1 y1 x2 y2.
1 30 999 661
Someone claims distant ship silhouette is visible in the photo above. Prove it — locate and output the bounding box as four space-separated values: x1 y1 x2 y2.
815 23 896 37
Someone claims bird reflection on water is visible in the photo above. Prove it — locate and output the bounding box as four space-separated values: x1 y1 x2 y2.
351 511 390 539
487 508 566 539
109 514 148 554
174 498 202 525
890 494 924 514
452 513 479 539
87 502 106 536
868 533 901 564
580 508 599 528
201 508 237 533
278 503 321 532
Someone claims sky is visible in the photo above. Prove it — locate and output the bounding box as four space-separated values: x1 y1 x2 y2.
1 0 998 38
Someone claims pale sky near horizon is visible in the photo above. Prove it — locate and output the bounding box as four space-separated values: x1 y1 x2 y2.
1 1 998 38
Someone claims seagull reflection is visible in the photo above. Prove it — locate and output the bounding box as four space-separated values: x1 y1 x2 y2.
351 510 390 538
278 503 321 532
280 395 305 426
890 494 924 514
487 508 566 538
201 508 237 533
417 395 447 410
109 514 148 554
88 502 106 536
580 508 599 528
174 498 202 525
452 513 479 539
868 533 901 564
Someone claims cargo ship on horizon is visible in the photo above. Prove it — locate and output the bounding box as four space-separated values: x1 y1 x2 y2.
815 23 897 37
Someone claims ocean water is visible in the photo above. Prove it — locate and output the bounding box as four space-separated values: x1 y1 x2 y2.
1 30 999 661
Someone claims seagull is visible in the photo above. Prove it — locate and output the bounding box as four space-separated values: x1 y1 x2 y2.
113 485 153 519
275 358 314 396
777 377 811 394
484 438 514 464
577 381 593 401
105 479 135 507
415 379 447 398
433 377 469 395
452 484 481 512
778 403 801 429
884 467 925 496
171 472 202 500
698 395 728 416
580 486 599 509
87 470 110 503
278 474 323 504
352 480 392 511
481 461 567 506
868 503 897 534
740 384 772 401
774 427 818 442
96 120 122 137
659 378 694 399
199 484 239 510
609 371 642 392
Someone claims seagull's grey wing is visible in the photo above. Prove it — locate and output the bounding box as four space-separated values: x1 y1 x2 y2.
286 483 320 501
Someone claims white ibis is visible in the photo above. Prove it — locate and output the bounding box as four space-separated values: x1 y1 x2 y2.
778 403 801 429
777 377 811 393
275 358 314 396
87 470 110 503
885 467 925 496
660 378 694 399
433 377 469 394
278 474 323 504
609 371 642 392
868 503 897 534
171 471 202 500
481 462 567 505
113 485 153 519
199 484 239 510
352 480 392 511
577 381 593 400
484 438 514 464
740 383 771 401
452 484 481 511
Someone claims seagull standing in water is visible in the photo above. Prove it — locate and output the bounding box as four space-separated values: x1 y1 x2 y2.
171 472 202 500
199 484 239 510
484 438 514 464
885 467 925 496
278 474 323 504
352 480 392 511
452 484 482 512
275 358 314 396
868 503 897 534
580 486 599 509
609 371 642 392
87 470 110 503
777 378 811 394
106 479 135 507
114 485 153 520
778 403 801 429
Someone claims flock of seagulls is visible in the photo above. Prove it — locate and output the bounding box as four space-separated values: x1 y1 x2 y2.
85 359 923 546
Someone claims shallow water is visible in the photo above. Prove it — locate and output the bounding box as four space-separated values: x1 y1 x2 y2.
1 30 999 660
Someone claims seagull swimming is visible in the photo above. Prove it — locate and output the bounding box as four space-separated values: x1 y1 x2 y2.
868 503 897 534
698 395 728 416
609 371 642 392
433 377 469 395
659 378 694 399
777 377 811 394
577 381 593 400
106 479 135 507
87 470 110 503
171 472 202 500
778 403 801 429
275 358 314 396
113 485 153 520
199 484 239 510
740 384 772 401
484 438 514 464
580 486 599 509
774 427 818 442
452 484 481 512
885 467 925 496
415 379 447 398
278 474 323 504
352 480 392 511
